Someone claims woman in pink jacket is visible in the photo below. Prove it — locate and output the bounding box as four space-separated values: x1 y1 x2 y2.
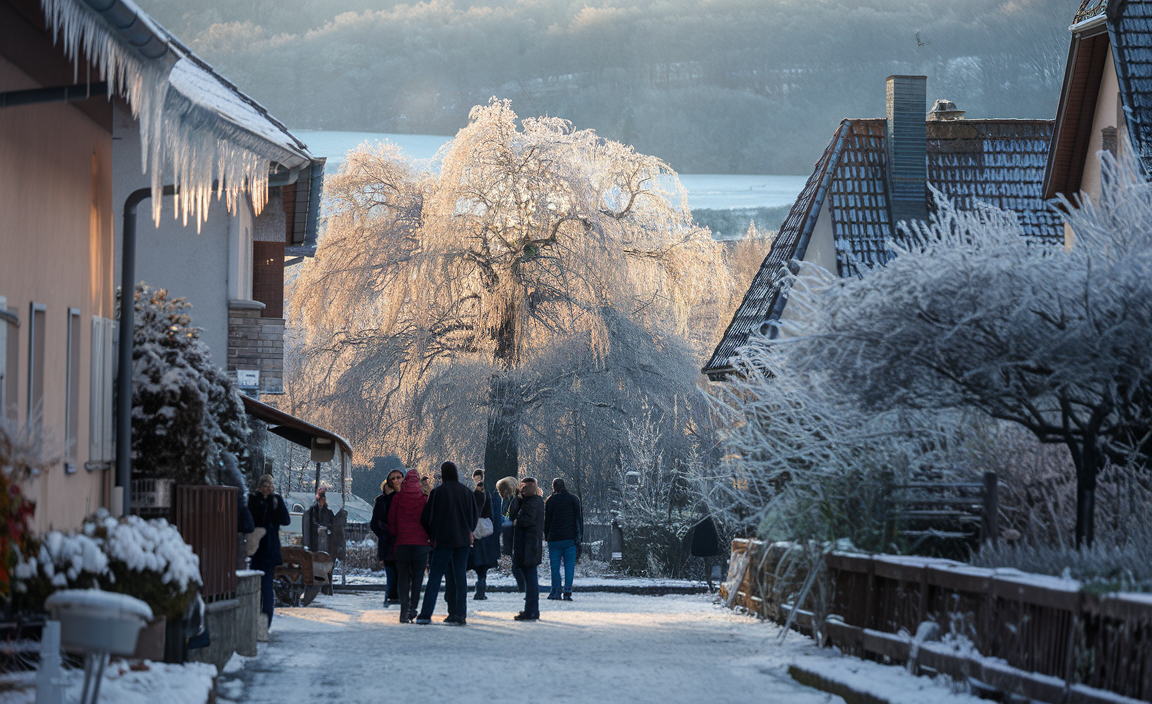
386 469 431 623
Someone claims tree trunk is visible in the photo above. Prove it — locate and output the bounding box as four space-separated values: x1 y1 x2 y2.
1074 440 1102 547
484 310 520 484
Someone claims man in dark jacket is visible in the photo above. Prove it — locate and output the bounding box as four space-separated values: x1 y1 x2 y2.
248 474 291 627
512 477 545 621
303 487 336 552
415 461 479 625
544 478 583 601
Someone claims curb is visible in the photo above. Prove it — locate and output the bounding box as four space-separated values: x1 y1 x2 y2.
788 664 892 704
334 583 712 596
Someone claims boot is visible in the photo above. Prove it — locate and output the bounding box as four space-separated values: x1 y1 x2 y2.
474 578 488 600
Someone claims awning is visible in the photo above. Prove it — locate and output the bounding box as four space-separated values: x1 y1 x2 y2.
241 396 353 463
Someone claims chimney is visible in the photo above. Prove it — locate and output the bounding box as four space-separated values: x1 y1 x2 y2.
885 75 928 225
928 99 965 121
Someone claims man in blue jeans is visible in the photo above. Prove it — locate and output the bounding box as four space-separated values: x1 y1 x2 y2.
544 478 583 601
415 462 479 625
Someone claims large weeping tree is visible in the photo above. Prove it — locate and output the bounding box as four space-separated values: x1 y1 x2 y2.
292 100 730 483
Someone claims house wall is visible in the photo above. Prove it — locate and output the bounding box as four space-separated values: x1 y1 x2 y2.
111 102 234 362
0 53 114 531
1069 44 1126 246
775 200 836 338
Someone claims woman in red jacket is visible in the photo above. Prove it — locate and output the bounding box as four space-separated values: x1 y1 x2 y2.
386 469 431 623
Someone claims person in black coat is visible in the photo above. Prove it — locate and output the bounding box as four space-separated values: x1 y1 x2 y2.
248 474 290 625
467 469 500 600
690 514 721 591
496 476 525 592
415 461 479 625
544 478 583 601
303 488 336 552
511 477 544 621
370 470 404 605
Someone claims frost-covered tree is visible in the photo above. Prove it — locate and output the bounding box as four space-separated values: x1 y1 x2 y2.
292 100 730 486
130 284 251 485
788 159 1152 547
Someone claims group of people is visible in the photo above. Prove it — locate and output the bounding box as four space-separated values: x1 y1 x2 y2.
369 462 584 625
244 464 585 628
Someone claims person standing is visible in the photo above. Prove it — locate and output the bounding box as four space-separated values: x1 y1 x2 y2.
468 469 500 600
303 487 336 552
248 474 290 628
496 477 525 592
511 477 544 621
544 478 583 601
415 462 478 626
386 469 431 623
690 514 721 592
370 470 404 606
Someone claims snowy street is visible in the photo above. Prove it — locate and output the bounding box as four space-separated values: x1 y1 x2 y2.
216 591 842 704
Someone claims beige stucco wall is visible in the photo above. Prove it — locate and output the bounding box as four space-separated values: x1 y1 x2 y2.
0 54 113 531
776 200 836 338
1067 44 1127 247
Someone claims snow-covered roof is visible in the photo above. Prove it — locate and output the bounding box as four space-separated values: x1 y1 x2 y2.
704 117 1060 380
39 0 314 224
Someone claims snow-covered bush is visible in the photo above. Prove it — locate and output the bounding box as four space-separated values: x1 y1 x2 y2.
788 157 1152 547
129 283 250 486
16 511 202 620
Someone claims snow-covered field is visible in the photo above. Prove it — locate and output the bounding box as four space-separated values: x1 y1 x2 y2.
216 590 985 704
292 129 806 211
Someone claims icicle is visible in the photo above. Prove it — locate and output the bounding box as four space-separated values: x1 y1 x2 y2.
39 0 293 228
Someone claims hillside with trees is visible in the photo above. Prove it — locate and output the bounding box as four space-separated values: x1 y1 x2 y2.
135 0 1076 174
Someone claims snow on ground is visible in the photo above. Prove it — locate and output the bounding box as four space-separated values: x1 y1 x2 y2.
0 660 216 704
341 570 704 589
216 590 982 704
292 130 806 211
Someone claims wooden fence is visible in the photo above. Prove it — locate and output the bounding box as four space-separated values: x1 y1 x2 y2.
722 539 1152 703
173 485 238 603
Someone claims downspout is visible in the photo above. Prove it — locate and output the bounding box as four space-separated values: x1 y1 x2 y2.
116 185 176 516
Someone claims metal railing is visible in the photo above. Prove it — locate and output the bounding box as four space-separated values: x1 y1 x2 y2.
173 485 237 603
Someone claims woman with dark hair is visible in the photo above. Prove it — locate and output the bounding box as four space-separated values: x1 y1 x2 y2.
468 469 500 600
370 469 405 606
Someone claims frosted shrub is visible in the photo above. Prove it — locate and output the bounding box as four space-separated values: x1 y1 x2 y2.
0 419 55 602
17 511 202 619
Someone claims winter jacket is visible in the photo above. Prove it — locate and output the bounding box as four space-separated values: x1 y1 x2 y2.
370 491 397 561
248 492 291 569
690 516 720 557
512 494 544 567
237 493 255 534
387 470 431 547
304 502 336 552
469 488 501 570
544 489 583 543
420 477 479 550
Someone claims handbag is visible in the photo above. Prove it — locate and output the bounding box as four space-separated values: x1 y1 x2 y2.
474 516 494 539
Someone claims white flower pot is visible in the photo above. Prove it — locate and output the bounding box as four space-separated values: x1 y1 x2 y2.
44 590 153 656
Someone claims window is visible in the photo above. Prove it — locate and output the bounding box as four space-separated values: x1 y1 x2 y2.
0 296 17 421
28 303 45 423
65 308 81 473
89 316 115 466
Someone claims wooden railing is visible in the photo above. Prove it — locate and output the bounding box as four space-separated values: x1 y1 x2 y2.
173 485 238 603
723 540 1152 703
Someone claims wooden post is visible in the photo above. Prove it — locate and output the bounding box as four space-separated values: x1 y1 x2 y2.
982 471 999 545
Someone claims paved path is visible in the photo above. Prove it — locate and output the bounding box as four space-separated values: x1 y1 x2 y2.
216 589 843 704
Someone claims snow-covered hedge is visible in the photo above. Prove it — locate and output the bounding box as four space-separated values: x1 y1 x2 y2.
16 511 202 619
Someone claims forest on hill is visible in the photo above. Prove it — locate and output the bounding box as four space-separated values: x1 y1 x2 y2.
138 0 1077 173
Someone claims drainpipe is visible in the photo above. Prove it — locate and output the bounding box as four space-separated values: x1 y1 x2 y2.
116 186 176 516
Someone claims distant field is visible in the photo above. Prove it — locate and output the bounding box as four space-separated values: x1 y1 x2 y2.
294 130 805 216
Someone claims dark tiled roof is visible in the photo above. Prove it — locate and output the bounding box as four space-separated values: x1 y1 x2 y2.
703 118 1060 380
1109 0 1152 171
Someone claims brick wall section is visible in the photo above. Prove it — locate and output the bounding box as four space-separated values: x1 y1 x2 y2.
227 300 284 394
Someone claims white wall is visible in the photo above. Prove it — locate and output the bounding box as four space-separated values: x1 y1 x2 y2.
111 101 242 364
